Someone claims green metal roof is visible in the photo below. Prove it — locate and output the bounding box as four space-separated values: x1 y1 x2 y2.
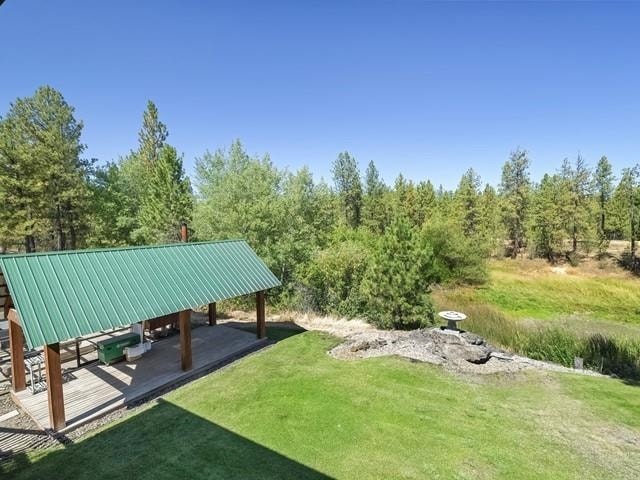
0 240 280 349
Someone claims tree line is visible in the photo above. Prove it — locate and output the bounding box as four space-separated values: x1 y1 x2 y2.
1 86 638 328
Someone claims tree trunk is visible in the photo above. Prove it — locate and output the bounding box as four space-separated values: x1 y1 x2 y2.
24 235 36 253
55 204 65 251
69 220 77 250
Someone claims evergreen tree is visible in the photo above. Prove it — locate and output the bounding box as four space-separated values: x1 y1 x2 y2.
392 174 420 227
0 86 91 251
116 101 171 244
499 149 531 258
88 162 138 247
609 166 640 263
529 174 566 260
360 217 435 329
478 184 501 254
332 152 363 228
138 100 168 168
593 156 615 255
560 155 593 255
454 168 481 237
415 180 437 227
362 160 389 232
138 145 193 243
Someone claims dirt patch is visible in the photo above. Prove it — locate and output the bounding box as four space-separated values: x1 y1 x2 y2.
551 266 567 275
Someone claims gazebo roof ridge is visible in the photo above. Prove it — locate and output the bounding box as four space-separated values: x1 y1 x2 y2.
0 238 249 260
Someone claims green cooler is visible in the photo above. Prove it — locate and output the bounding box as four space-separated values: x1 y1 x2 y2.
97 333 141 365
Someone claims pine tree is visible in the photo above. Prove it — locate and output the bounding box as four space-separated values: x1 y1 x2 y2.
529 174 566 261
593 156 615 255
138 100 168 168
416 180 437 227
560 155 593 255
362 160 389 232
0 86 91 251
454 168 481 237
609 166 640 264
332 152 363 228
499 149 531 258
478 184 501 254
138 145 193 244
360 217 435 329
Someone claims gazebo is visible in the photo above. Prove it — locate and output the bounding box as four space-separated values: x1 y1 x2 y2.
0 240 280 431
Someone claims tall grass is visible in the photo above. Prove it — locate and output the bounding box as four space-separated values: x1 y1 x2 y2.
433 289 640 380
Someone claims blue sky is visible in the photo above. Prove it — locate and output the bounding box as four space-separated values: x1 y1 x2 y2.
1 0 639 189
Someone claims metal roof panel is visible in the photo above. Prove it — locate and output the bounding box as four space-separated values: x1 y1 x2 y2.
0 240 280 348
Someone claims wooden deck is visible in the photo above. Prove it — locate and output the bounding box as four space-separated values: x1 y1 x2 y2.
13 325 267 433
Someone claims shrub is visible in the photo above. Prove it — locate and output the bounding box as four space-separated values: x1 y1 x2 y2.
300 232 371 317
360 217 435 329
421 218 488 285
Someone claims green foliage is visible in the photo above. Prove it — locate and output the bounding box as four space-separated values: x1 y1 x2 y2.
421 217 488 285
499 149 531 258
560 155 594 255
528 174 565 260
361 160 390 233
360 217 435 329
0 86 92 251
453 168 481 236
138 145 193 244
477 183 502 255
87 162 139 247
137 100 168 168
593 156 615 254
301 228 371 316
332 151 363 228
193 141 338 304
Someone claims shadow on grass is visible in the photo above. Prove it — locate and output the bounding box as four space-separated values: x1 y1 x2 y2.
224 322 307 342
2 398 331 480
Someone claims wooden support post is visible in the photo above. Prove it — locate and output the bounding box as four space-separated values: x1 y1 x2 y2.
208 302 217 326
256 291 266 339
181 222 188 242
179 309 192 371
75 339 81 368
7 309 26 392
44 342 66 431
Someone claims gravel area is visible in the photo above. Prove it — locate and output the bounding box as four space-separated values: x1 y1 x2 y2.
328 326 604 377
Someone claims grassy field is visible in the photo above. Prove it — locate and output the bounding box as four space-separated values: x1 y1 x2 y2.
478 259 640 325
434 258 640 340
432 258 640 378
4 332 639 479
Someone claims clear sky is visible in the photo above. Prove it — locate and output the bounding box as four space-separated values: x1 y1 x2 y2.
1 0 639 189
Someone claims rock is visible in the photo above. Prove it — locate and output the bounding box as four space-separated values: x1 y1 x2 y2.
461 332 484 346
350 340 371 352
490 351 513 361
441 342 492 364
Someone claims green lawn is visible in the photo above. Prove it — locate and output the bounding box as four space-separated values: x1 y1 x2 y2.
476 259 640 327
4 332 639 479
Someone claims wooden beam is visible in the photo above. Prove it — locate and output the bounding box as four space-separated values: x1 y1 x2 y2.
7 308 20 326
44 342 66 431
208 302 217 326
3 293 12 321
179 309 192 371
256 291 266 339
7 308 26 392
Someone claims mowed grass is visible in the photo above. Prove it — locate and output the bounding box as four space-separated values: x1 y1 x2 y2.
4 332 639 479
476 259 640 326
